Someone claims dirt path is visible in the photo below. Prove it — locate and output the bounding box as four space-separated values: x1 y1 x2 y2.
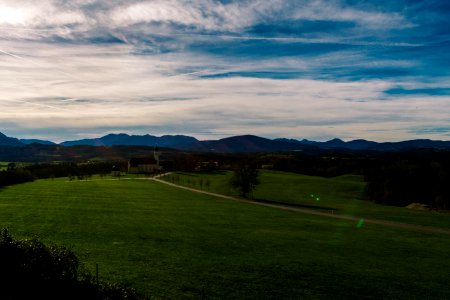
152 178 450 235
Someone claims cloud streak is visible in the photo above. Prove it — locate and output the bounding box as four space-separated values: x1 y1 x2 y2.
1 1 450 142
0 0 408 40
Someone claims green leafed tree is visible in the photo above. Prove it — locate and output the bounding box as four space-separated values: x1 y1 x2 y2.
230 163 260 198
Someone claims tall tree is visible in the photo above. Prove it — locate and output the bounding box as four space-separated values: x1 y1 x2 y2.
230 164 260 198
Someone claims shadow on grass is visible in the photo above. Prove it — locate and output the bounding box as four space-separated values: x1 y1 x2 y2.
176 172 197 177
178 170 229 176
196 170 229 175
252 197 337 211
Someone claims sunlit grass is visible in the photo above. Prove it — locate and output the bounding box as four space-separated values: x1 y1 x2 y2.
0 177 449 298
162 170 450 229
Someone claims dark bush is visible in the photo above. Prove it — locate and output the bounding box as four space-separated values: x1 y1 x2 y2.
364 155 450 209
0 169 34 188
0 229 145 300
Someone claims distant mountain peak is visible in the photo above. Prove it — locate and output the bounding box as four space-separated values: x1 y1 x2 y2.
0 132 24 147
105 133 129 137
3 131 450 153
20 139 56 145
327 138 345 143
61 133 200 148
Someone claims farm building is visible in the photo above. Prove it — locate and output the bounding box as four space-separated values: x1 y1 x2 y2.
128 146 161 174
111 165 121 177
128 157 160 174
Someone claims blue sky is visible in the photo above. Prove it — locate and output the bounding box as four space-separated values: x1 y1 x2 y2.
0 0 449 142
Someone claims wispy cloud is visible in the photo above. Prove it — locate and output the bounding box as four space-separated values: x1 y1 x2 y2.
0 0 408 40
1 1 450 142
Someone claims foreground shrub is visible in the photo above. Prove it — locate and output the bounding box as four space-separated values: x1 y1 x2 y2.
0 229 145 300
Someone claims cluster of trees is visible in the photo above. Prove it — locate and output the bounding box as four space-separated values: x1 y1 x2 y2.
0 229 145 299
364 152 450 209
0 163 34 188
3 149 450 209
0 161 130 189
174 151 450 207
167 151 369 177
259 153 367 177
25 161 128 180
225 150 450 208
254 150 450 209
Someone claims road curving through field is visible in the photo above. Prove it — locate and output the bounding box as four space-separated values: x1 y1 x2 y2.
151 177 450 236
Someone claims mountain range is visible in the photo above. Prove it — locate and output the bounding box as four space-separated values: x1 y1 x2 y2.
2 132 450 153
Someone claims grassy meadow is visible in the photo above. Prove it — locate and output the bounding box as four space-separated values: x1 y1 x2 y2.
0 162 30 171
163 170 450 229
0 175 449 298
0 162 9 171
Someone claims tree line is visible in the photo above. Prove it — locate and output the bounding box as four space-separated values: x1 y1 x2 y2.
0 163 35 188
2 149 450 209
245 150 450 209
0 161 129 188
363 151 450 209
167 150 450 208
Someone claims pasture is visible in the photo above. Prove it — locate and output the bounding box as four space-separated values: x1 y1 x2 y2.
163 170 450 229
0 175 449 298
0 162 30 171
0 162 9 171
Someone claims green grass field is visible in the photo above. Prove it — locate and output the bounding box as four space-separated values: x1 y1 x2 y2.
0 161 30 171
163 170 450 229
0 162 9 171
1 175 450 298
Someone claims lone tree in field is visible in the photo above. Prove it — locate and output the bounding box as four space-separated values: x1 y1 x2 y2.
230 163 260 198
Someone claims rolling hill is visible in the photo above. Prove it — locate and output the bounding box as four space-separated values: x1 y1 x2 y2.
0 132 24 147
3 131 450 153
60 133 202 149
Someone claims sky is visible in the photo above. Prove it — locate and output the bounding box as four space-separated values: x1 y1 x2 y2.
1 0 450 142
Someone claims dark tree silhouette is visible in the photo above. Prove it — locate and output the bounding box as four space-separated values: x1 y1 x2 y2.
230 164 260 198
